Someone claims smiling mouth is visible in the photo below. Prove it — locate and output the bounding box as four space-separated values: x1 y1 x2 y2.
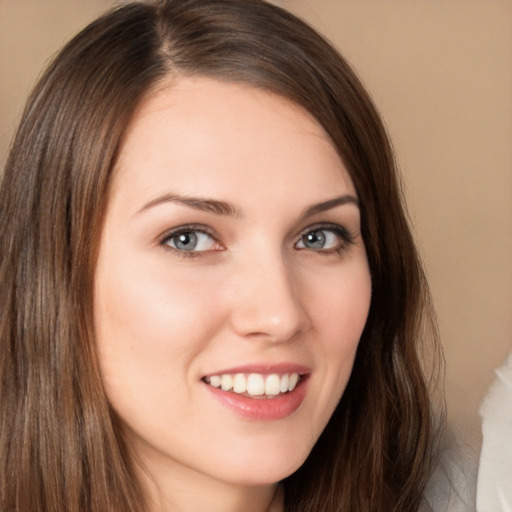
202 372 303 399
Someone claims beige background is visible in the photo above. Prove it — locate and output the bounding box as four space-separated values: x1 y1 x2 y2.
1 0 511 448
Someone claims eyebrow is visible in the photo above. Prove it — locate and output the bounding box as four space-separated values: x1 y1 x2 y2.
137 193 240 217
136 192 359 218
300 195 359 219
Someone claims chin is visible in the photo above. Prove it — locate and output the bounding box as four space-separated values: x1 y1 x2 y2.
210 440 313 487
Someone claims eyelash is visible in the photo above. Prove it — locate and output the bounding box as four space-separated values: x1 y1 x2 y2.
296 223 356 254
158 222 356 258
159 224 219 259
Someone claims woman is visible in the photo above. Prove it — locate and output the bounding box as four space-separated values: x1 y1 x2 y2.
0 1 442 511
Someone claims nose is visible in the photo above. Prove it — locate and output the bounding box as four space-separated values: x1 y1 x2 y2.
227 251 311 343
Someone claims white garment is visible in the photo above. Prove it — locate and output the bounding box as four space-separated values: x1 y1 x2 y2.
421 439 478 512
477 351 512 512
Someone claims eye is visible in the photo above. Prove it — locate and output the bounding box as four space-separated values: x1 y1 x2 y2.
295 225 353 252
161 227 220 253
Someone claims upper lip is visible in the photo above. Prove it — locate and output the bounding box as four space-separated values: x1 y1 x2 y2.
203 363 311 377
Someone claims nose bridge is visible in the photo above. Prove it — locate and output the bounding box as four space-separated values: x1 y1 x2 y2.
228 244 309 341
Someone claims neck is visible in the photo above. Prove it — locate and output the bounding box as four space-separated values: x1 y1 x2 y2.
134 450 284 512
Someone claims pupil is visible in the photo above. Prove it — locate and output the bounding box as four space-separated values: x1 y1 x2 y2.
305 230 325 248
175 232 197 250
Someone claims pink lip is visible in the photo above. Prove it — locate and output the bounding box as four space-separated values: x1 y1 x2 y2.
202 365 311 421
203 362 311 377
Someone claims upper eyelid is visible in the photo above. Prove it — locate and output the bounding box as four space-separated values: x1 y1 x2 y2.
296 222 352 238
158 224 218 244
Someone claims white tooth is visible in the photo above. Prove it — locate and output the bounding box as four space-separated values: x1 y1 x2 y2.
265 374 281 396
221 374 233 391
209 375 221 388
247 374 265 396
288 373 299 391
280 374 289 393
233 373 247 393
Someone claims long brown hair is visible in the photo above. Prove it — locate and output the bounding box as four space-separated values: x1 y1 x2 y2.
0 1 443 511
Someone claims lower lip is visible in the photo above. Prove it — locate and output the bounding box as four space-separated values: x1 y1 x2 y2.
204 376 309 421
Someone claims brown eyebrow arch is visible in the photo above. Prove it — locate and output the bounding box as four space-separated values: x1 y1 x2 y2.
137 192 358 218
301 195 359 219
137 193 240 217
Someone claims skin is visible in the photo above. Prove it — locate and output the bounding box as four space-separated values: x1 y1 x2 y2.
94 76 372 512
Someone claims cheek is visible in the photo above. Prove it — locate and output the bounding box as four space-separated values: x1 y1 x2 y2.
93 252 224 395
311 260 371 345
310 261 371 399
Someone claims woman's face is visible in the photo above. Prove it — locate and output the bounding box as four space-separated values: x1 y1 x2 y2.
94 77 371 490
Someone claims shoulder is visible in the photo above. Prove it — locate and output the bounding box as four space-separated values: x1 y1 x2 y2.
421 437 478 512
476 351 512 512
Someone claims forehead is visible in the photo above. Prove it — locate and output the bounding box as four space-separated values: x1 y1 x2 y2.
112 76 356 208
